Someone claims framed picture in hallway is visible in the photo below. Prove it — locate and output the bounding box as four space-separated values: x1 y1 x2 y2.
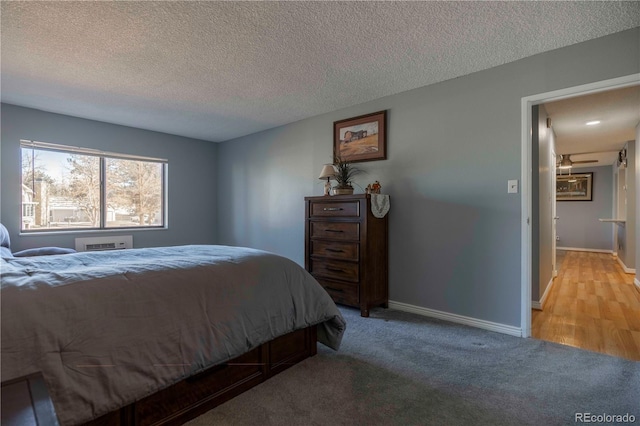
556 172 593 201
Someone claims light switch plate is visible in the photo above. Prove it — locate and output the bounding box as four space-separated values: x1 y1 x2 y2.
508 180 518 194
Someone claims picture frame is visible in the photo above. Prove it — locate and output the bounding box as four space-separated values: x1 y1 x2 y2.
556 172 593 201
334 110 387 163
618 148 627 168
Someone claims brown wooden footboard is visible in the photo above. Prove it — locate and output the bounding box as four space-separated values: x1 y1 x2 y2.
85 325 317 426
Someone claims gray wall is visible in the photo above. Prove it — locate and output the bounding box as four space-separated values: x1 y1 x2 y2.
617 140 636 269
1 104 218 251
556 166 614 251
217 28 640 328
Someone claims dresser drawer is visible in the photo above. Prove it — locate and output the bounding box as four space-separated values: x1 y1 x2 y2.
310 201 360 217
316 278 359 306
310 221 359 240
311 240 359 260
310 258 359 282
305 194 388 318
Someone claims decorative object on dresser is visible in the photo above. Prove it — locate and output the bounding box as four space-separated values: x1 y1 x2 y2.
331 155 364 196
365 180 382 194
318 164 336 196
334 110 387 163
370 194 390 219
305 194 389 317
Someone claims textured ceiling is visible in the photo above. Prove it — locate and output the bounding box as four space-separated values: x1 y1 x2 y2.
1 1 639 143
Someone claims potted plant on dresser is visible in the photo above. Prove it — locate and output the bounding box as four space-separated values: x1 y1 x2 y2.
332 155 363 195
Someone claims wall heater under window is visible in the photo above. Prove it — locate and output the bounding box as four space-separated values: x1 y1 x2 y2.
75 235 133 252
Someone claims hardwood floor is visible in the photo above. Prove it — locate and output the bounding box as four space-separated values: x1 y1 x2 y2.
532 250 640 361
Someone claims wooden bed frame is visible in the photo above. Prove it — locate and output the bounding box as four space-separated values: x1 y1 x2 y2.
84 325 317 426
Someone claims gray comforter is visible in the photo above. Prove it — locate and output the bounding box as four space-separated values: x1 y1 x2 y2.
1 245 346 425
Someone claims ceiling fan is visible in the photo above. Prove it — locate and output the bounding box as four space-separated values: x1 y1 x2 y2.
556 154 598 168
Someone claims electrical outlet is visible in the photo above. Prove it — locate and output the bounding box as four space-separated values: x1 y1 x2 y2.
556 236 560 241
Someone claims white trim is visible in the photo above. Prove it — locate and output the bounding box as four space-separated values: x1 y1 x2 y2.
389 300 522 337
539 277 555 309
612 165 618 251
557 247 614 254
532 276 555 310
616 256 636 274
521 93 532 337
634 278 640 291
521 73 640 339
20 139 168 163
20 227 168 237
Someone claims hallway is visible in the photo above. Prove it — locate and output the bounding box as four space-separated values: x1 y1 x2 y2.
532 250 640 361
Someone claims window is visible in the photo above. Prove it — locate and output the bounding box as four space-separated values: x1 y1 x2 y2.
21 140 167 232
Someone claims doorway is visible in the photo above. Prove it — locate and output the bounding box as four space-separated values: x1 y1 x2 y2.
520 73 639 343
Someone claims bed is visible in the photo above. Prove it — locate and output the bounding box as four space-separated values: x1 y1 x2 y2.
1 244 346 425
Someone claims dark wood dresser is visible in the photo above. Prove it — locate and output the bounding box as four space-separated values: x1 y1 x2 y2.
304 194 388 317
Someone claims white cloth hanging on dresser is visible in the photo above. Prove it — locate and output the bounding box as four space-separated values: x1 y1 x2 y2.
371 194 390 218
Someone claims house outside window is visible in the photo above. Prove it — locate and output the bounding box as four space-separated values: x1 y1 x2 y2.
20 140 167 232
21 184 37 229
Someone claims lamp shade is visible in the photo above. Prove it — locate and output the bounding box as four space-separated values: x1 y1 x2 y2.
318 164 336 180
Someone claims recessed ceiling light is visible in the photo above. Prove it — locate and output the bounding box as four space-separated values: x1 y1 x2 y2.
586 120 601 126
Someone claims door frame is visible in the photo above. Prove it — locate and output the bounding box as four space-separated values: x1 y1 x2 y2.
551 149 557 279
520 73 640 337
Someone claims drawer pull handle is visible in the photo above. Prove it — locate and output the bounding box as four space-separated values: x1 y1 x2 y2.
326 287 344 293
326 267 345 273
325 248 344 253
325 229 344 233
323 207 343 211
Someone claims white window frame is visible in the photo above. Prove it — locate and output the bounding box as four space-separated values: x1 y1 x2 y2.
20 139 168 232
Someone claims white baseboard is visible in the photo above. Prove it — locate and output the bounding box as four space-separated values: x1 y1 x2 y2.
557 247 613 254
388 300 522 337
616 256 636 274
539 277 555 309
558 247 634 273
635 278 640 292
532 276 555 310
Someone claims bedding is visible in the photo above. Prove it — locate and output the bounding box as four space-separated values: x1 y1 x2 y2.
12 246 77 257
1 245 346 425
0 223 77 258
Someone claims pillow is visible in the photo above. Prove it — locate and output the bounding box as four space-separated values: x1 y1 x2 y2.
13 247 77 257
0 246 13 259
0 223 10 249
